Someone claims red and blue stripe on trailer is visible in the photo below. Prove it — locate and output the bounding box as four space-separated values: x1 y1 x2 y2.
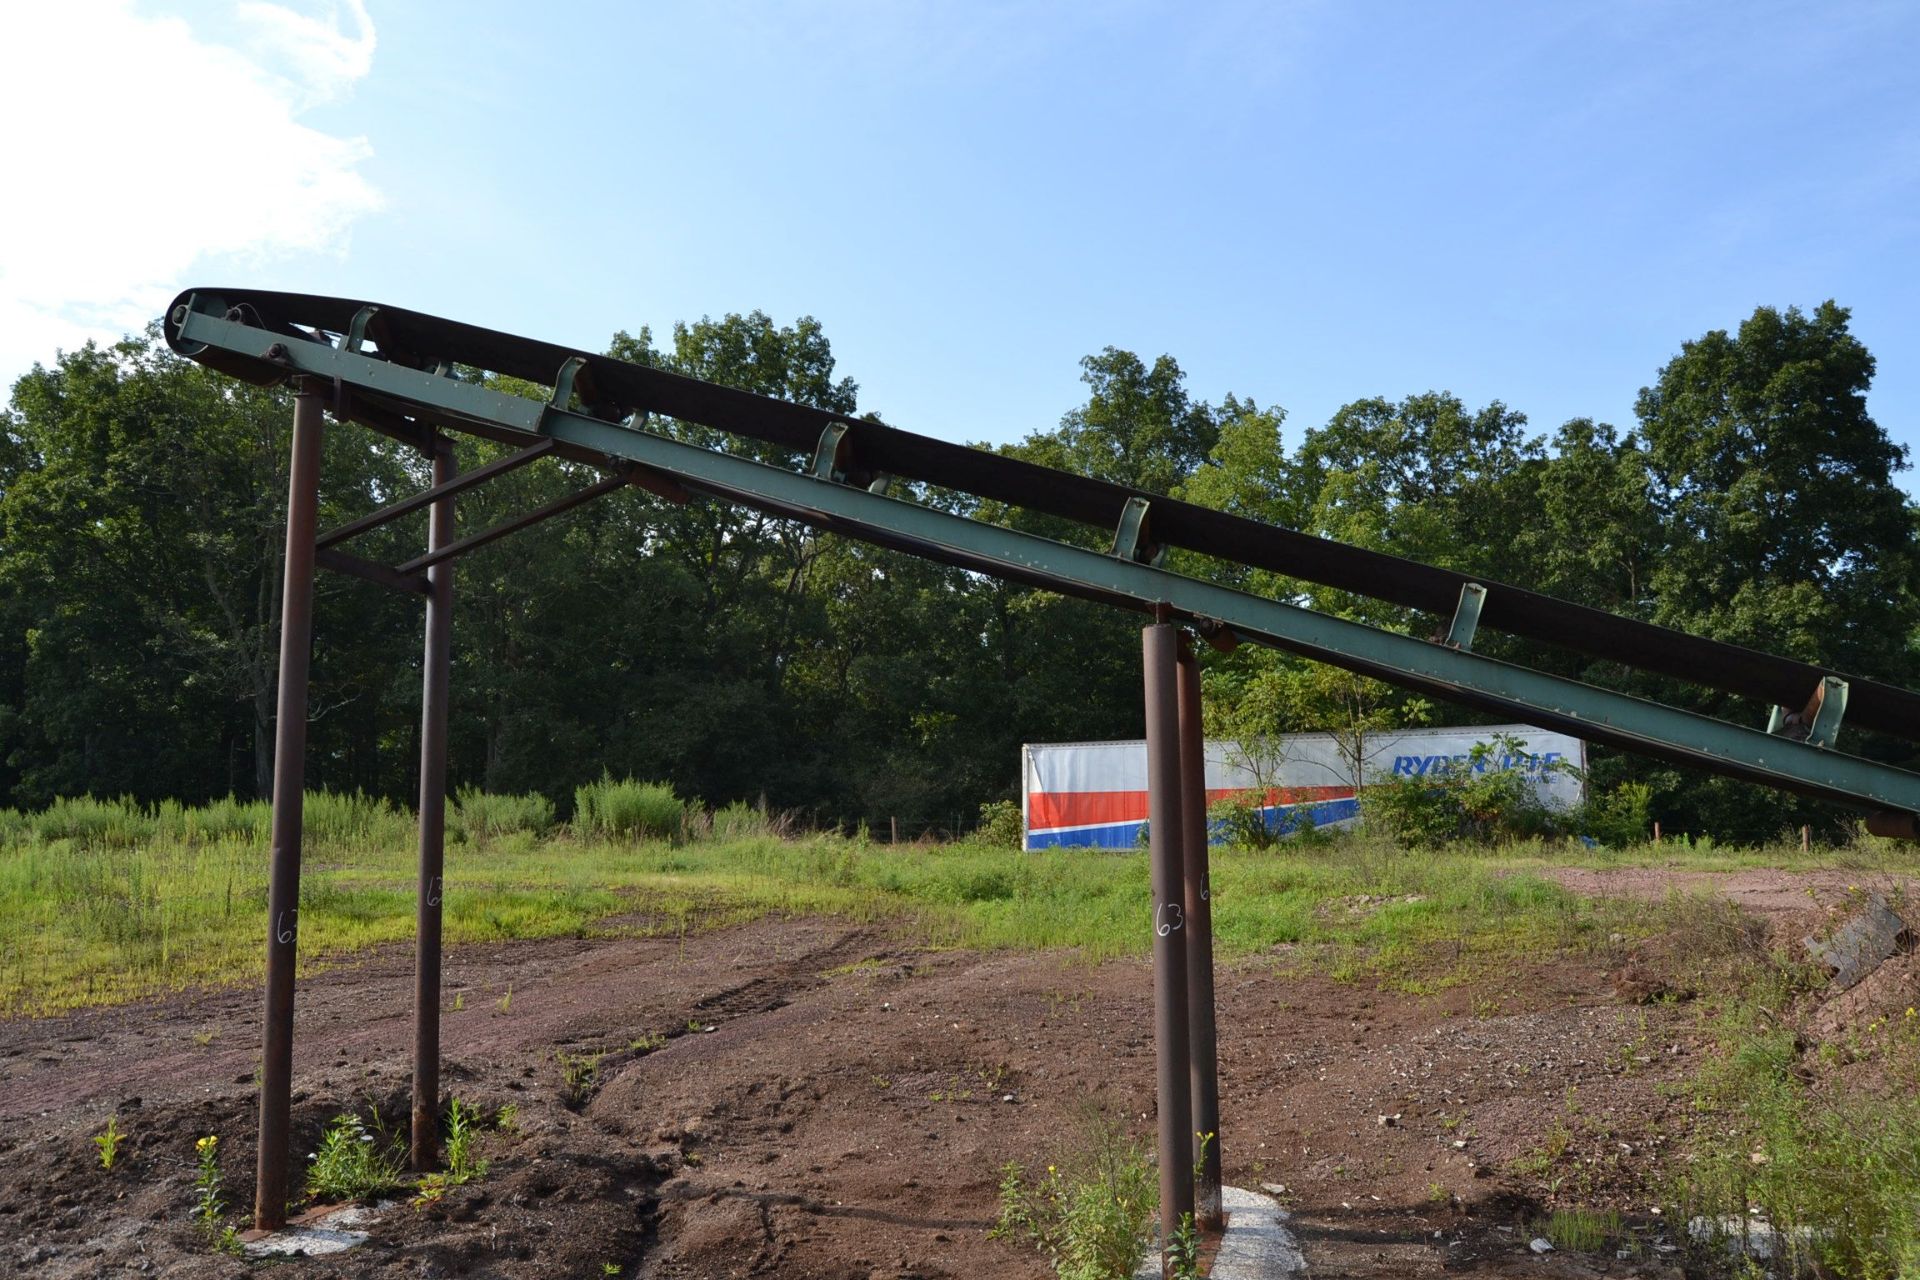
1020 727 1585 851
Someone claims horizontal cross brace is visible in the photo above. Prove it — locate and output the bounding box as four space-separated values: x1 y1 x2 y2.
396 470 635 574
171 306 1920 818
315 547 428 595
317 438 556 549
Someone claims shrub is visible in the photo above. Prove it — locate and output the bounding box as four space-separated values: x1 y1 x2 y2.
975 799 1024 849
573 775 685 841
1361 735 1570 847
1360 774 1465 847
454 787 555 843
1575 780 1652 848
1208 793 1276 851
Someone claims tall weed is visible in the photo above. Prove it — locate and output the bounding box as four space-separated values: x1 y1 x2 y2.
994 1116 1156 1280
710 799 776 841
572 775 685 841
454 787 555 843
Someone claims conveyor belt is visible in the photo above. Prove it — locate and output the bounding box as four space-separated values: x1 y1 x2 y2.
163 287 1920 745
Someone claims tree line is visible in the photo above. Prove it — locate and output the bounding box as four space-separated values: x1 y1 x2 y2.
1 300 1913 842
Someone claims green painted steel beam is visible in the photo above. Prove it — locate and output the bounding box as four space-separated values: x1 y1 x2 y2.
172 305 1920 817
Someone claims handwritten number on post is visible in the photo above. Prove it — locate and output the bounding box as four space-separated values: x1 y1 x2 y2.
1155 901 1185 937
275 909 297 945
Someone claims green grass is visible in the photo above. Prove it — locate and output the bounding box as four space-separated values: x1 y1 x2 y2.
1 790 1912 1019
1535 1206 1622 1251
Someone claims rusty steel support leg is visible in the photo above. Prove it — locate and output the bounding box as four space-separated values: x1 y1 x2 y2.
255 377 325 1230
1144 623 1195 1268
1177 639 1224 1232
411 436 457 1171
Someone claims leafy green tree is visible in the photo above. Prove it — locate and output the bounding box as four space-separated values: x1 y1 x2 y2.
0 333 418 803
4 298 1912 849
1630 302 1920 839
1293 392 1541 575
1520 418 1660 617
1016 348 1221 496
1175 396 1295 528
1638 301 1917 680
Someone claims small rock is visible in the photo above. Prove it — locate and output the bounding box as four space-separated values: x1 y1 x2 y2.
1376 1113 1400 1128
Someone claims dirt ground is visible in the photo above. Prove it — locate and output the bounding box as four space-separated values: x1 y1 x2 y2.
0 867 1904 1280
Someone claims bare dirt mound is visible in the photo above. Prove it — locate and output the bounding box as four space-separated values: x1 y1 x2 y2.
1 912 1724 1278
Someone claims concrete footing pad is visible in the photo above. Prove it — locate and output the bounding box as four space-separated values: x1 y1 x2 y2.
1135 1185 1308 1278
238 1201 387 1259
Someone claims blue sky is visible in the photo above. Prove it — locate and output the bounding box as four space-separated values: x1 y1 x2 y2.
5 1 1918 488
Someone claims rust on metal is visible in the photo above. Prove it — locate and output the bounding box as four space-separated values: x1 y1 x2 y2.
411 437 457 1170
255 377 325 1230
313 547 429 595
1144 623 1195 1265
1177 637 1223 1232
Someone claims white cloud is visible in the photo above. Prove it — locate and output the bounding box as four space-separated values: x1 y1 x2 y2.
233 0 376 107
0 1 381 389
